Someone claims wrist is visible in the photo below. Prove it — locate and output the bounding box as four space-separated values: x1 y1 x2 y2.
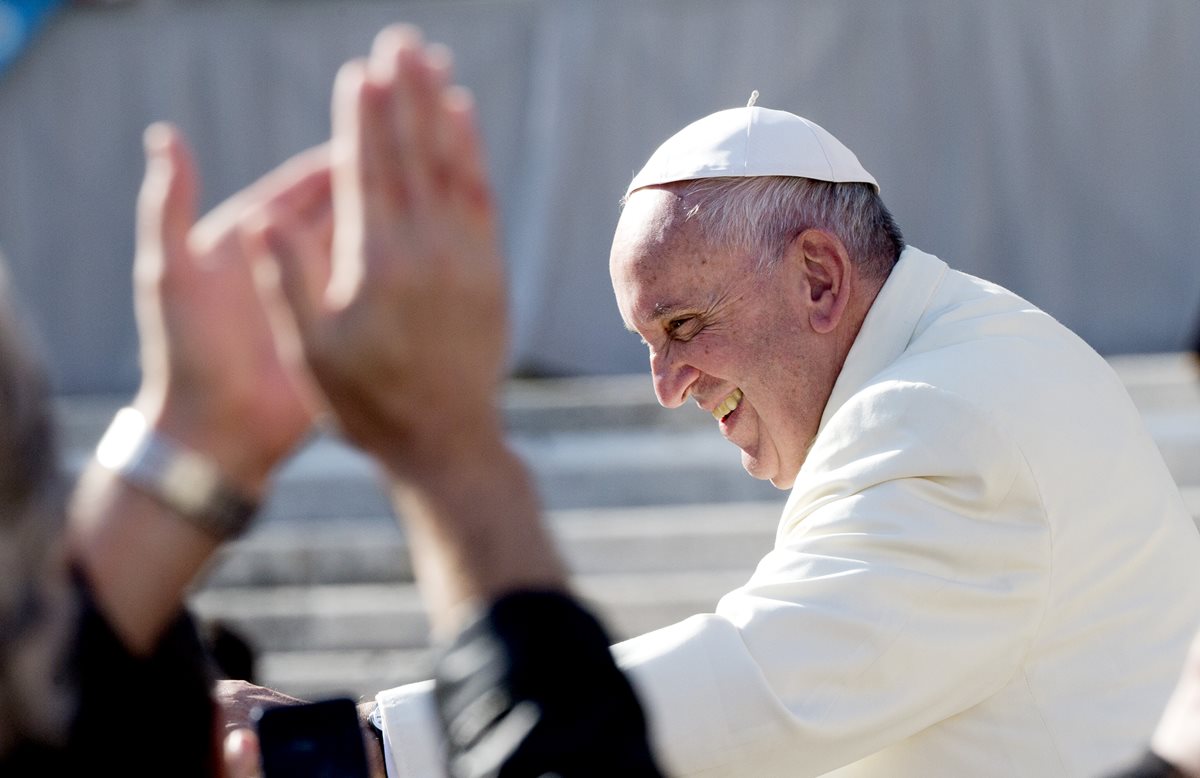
68 458 224 655
131 390 283 500
95 406 260 540
373 408 509 484
386 440 569 634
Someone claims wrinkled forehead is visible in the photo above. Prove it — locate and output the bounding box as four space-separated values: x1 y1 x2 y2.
609 189 688 316
610 188 683 267
609 187 755 331
612 182 766 275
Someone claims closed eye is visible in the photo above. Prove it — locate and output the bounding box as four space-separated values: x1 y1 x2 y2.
667 316 701 340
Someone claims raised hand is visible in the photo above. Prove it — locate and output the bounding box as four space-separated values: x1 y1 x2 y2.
132 125 330 498
252 26 565 631
68 128 332 655
254 26 507 476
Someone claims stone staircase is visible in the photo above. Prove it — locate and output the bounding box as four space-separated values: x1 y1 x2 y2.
56 353 1200 702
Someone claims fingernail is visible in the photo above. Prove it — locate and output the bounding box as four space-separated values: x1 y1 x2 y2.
224 728 262 778
143 122 172 158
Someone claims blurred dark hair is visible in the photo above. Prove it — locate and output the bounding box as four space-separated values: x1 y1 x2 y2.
0 258 57 529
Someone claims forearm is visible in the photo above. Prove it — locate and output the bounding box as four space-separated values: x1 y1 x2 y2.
66 120 322 658
67 460 221 656
383 427 568 638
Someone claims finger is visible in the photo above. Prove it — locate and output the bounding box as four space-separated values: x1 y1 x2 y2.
222 728 262 778
192 143 332 258
442 87 494 220
135 123 198 284
372 28 434 170
422 43 457 196
372 29 442 203
249 202 330 340
244 145 333 256
260 144 332 218
329 58 375 304
332 58 377 206
367 23 422 85
258 191 334 316
425 42 455 87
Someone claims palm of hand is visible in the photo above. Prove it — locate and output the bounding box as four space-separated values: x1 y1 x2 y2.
264 29 510 469
133 126 329 495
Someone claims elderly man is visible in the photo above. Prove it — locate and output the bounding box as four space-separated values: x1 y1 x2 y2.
369 96 1200 775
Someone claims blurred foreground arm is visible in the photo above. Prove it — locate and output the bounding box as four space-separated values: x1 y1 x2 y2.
69 125 328 656
256 27 565 630
61 126 328 775
255 26 660 777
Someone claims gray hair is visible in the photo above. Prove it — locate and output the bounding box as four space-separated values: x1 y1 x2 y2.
658 176 904 279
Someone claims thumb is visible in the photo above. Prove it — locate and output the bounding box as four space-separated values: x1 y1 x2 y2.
244 205 328 344
221 727 262 778
135 122 198 285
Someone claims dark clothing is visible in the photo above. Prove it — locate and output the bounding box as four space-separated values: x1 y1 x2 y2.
434 590 663 778
1107 751 1186 778
2 575 214 776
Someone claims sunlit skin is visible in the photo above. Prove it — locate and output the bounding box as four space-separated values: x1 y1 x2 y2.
609 186 882 489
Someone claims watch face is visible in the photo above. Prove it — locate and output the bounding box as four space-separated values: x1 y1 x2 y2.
95 407 149 470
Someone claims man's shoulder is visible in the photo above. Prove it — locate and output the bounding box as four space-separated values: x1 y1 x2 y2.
880 263 1127 433
807 378 1027 491
839 246 1112 435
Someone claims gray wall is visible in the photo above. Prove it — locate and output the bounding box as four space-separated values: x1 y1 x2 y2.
2 0 1198 394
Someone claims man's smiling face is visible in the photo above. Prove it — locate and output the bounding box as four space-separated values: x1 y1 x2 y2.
610 187 844 490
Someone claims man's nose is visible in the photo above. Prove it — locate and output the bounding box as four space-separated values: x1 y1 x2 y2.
650 348 699 409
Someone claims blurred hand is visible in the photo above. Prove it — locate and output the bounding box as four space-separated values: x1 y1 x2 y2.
215 679 308 733
221 727 262 778
132 126 331 497
214 682 388 778
252 26 507 475
66 136 333 654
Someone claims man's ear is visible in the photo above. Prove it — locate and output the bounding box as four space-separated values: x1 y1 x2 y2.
787 229 852 334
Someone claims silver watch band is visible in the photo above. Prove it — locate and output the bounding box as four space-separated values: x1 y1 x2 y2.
95 407 258 539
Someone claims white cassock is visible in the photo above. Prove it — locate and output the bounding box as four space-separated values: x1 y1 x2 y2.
376 247 1200 777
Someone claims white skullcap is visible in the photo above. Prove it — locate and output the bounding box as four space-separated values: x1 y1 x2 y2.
626 93 878 196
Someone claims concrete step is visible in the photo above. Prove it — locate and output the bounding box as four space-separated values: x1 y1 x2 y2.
198 569 750 700
1109 353 1200 411
191 569 748 654
59 410 781 515
169 354 1200 701
204 501 782 588
51 374 695 456
246 425 781 519
54 353 1200 450
55 356 1200 520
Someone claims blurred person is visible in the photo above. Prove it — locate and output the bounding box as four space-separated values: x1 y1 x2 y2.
0 18 660 778
0 113 336 774
0 249 79 769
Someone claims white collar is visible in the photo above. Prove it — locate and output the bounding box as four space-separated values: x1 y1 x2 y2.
817 246 949 435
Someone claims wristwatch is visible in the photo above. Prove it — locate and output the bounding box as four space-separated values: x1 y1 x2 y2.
95 407 259 539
